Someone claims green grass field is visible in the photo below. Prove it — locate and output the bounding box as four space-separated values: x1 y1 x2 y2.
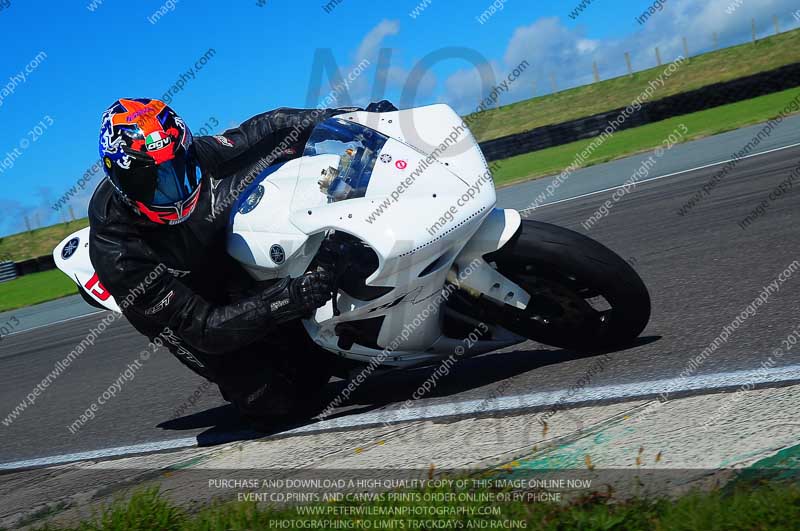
469 27 800 142
492 86 800 187
0 269 78 313
25 480 800 530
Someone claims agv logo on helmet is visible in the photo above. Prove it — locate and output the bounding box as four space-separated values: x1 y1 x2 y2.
145 131 172 152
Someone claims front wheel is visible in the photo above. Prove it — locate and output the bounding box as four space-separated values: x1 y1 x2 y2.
484 220 651 351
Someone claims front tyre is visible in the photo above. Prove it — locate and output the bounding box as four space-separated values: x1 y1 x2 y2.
485 220 651 351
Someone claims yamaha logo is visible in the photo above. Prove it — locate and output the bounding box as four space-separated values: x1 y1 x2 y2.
62 237 80 260
269 244 286 265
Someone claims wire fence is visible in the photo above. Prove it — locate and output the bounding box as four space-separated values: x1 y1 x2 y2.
534 15 795 97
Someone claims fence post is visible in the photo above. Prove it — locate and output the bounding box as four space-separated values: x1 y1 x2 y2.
655 46 662 66
625 52 633 76
592 61 600 83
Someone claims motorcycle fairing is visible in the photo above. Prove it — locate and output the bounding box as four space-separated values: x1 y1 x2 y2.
53 227 122 313
229 105 526 366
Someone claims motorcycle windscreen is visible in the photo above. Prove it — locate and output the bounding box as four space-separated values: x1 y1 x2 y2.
303 118 389 202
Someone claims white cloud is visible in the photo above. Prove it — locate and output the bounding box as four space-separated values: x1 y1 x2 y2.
336 19 409 107
441 0 800 111
576 39 600 54
353 19 400 65
443 60 504 113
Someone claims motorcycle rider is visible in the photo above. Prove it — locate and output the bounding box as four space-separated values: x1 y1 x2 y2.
89 97 397 428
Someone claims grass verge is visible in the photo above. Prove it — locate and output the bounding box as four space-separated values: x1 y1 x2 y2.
0 269 78 313
469 28 800 142
27 479 800 530
492 86 800 188
0 219 88 264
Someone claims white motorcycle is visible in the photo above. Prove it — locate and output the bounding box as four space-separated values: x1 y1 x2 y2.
55 104 650 374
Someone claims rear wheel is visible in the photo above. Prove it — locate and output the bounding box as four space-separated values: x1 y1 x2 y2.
483 220 651 351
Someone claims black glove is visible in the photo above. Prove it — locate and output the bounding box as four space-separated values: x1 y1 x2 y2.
261 271 333 323
289 270 333 313
365 100 398 113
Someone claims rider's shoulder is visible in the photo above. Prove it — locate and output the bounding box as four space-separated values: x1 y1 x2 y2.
88 179 119 226
87 179 144 245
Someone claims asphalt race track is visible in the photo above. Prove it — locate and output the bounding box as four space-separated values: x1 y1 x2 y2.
2 135 800 468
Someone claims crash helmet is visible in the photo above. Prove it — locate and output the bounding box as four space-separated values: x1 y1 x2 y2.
99 98 201 225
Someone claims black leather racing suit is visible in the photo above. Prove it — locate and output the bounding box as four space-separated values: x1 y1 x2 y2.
88 103 394 420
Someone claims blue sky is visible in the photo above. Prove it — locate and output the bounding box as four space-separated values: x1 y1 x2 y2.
0 0 798 236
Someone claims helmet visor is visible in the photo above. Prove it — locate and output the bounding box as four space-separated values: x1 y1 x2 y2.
152 157 199 206
114 152 200 207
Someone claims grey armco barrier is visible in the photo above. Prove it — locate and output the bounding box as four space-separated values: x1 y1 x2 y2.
478 62 800 161
0 262 17 283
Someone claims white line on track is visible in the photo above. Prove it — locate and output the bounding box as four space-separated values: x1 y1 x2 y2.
286 362 800 433
520 141 800 213
6 310 108 338
0 437 198 470
4 362 800 471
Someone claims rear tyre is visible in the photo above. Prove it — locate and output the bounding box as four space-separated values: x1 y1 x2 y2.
484 220 651 351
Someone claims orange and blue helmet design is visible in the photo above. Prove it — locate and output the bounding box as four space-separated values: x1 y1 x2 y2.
99 98 201 225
